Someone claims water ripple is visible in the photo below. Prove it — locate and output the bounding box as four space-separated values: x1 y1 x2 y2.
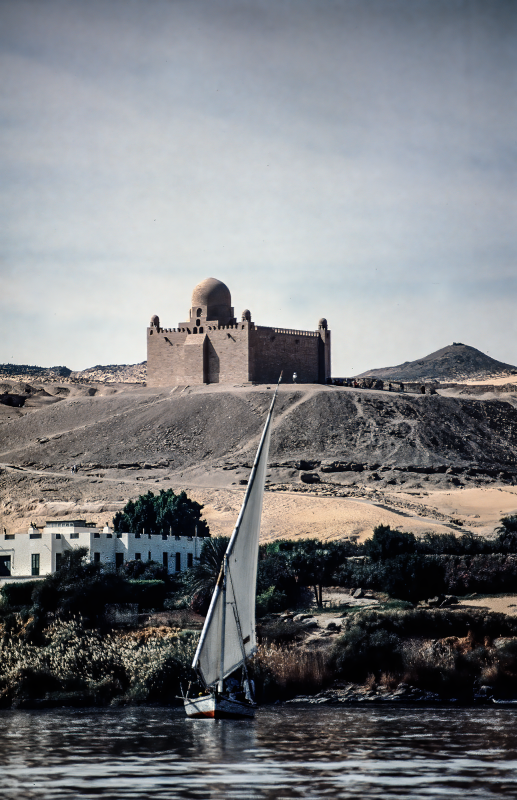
0 706 516 799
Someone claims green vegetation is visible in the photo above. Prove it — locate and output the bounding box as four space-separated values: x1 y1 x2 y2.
4 521 515 628
332 523 517 601
2 518 517 707
0 616 197 708
0 548 184 641
249 607 517 703
0 548 196 707
187 537 228 614
180 521 517 613
112 488 209 537
329 606 517 700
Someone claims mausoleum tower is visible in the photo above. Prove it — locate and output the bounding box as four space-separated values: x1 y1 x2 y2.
179 278 236 331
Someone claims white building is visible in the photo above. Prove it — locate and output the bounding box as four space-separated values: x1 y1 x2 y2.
0 519 203 580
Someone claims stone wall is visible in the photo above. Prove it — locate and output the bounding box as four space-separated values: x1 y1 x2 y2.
249 326 328 384
204 325 250 383
320 329 331 383
147 328 188 387
147 322 331 386
147 325 251 386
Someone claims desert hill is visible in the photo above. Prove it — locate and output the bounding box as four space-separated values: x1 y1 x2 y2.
0 364 72 380
2 382 517 474
356 343 517 383
1 381 517 539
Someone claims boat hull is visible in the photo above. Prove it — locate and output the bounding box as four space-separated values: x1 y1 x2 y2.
184 694 256 719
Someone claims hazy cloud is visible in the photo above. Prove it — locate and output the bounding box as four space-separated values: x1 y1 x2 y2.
1 0 516 371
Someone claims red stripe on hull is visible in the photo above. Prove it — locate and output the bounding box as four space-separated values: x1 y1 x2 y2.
188 710 216 718
187 710 254 719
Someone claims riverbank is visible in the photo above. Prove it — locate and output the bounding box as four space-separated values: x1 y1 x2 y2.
2 601 517 709
285 683 501 705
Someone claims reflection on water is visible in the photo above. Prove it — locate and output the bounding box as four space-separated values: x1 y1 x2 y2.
0 706 516 799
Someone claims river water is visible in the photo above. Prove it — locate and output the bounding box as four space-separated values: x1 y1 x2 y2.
0 706 516 799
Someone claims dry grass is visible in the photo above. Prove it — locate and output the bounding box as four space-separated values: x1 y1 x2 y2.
379 672 400 690
364 673 377 690
251 643 332 699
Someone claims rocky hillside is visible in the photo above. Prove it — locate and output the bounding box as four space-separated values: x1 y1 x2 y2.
70 363 146 384
1 382 517 536
2 383 517 480
0 364 72 381
357 343 517 383
0 363 146 384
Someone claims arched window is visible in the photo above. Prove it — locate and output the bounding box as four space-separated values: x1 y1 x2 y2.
197 308 202 316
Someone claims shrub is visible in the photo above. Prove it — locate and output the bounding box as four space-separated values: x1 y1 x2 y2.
123 560 168 582
333 554 446 601
0 581 41 610
443 554 517 595
256 587 288 618
126 580 166 610
330 607 517 690
28 549 128 637
163 595 190 611
256 618 310 646
0 618 199 707
331 624 403 681
363 526 416 560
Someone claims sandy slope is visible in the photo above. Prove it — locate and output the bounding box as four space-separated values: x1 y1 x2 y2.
1 381 517 540
459 596 517 615
463 375 517 387
1 462 516 542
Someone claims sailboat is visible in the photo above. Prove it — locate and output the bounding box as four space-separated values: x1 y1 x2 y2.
184 377 281 719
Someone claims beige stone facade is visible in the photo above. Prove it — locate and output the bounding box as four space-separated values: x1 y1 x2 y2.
147 278 331 386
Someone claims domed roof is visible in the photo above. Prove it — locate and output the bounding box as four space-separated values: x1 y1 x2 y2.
191 278 231 309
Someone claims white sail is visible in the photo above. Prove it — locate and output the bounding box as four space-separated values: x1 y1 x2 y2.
192 383 278 687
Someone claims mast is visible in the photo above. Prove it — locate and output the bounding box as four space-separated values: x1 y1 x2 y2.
218 555 227 694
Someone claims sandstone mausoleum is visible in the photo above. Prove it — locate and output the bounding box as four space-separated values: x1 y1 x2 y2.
147 278 331 386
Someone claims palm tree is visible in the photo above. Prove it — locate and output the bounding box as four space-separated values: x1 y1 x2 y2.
187 537 229 614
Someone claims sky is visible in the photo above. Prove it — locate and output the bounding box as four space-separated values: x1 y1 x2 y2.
1 0 516 374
